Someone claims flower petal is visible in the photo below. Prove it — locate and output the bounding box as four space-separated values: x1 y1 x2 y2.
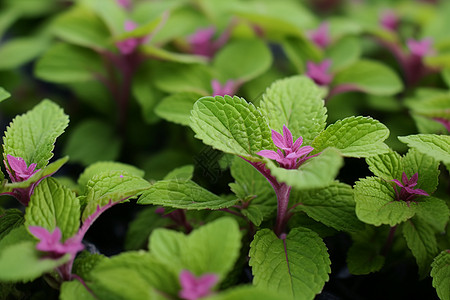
257 150 281 160
271 129 285 149
282 125 293 148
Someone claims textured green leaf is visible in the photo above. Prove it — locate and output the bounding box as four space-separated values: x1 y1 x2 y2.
266 147 343 190
403 217 439 277
0 241 69 282
0 36 49 70
155 92 203 126
346 226 386 275
406 93 450 119
0 209 24 240
25 178 80 240
90 251 179 299
72 252 105 281
416 197 450 233
0 87 10 102
403 148 440 193
51 5 110 49
78 161 145 194
63 119 122 167
259 75 327 145
190 95 274 160
35 43 104 83
431 250 450 300
138 179 236 210
163 165 194 181
399 134 450 164
205 286 292 300
125 207 171 251
82 171 150 221
3 99 69 169
213 39 272 82
291 182 364 232
355 177 416 226
312 116 390 157
326 36 361 72
249 228 330 299
333 59 403 96
150 217 241 278
366 149 403 180
60 280 96 300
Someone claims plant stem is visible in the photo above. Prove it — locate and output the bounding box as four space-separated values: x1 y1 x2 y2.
381 225 397 256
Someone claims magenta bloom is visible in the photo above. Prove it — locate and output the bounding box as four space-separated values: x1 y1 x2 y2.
391 172 429 202
116 20 142 55
116 0 131 9
179 270 218 300
306 60 333 86
307 22 331 49
211 79 237 96
257 125 315 169
28 226 84 259
407 38 434 57
380 10 399 31
188 27 230 59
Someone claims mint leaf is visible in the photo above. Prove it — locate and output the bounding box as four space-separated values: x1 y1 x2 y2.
60 280 96 300
249 228 330 299
355 177 416 226
0 87 10 102
132 64 163 124
138 179 236 210
72 252 105 281
311 116 390 157
366 149 403 181
163 165 194 181
431 250 450 300
82 171 150 221
155 92 203 126
25 178 80 240
291 182 364 233
148 228 186 270
63 119 122 166
332 59 403 95
0 209 24 240
403 217 439 277
398 134 450 164
213 39 272 82
326 36 361 72
416 197 450 233
3 99 69 169
190 95 274 160
259 75 327 145
78 161 145 194
266 147 343 190
403 149 440 193
0 36 49 70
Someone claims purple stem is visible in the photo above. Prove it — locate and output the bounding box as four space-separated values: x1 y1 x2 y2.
72 274 98 299
381 225 397 256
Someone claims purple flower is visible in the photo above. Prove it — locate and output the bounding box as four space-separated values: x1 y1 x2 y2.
28 226 84 259
211 79 237 96
380 10 399 31
306 60 333 86
116 20 142 55
307 22 331 49
116 0 131 9
257 125 315 169
178 270 218 300
391 172 429 202
407 38 434 57
188 27 230 59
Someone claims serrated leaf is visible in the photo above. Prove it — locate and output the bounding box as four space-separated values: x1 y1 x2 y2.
163 165 194 181
355 177 416 226
0 241 69 282
403 217 439 277
60 280 96 300
3 99 69 169
332 59 403 96
259 75 327 145
249 228 331 299
291 182 364 233
0 209 24 240
431 250 450 300
155 92 203 126
366 149 403 180
90 251 179 299
399 134 450 164
72 252 105 281
125 207 171 251
78 161 145 194
312 116 390 157
416 197 450 233
138 179 236 210
82 171 150 221
190 95 273 160
63 119 122 166
403 148 440 193
150 217 241 279
266 147 343 190
25 178 80 240
213 39 272 82
0 36 49 70
0 87 10 102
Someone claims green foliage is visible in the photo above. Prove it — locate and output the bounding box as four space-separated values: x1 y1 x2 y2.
249 228 330 299
415 197 450 233
0 209 24 240
138 179 236 210
60 280 96 300
0 36 50 70
326 36 361 72
431 250 450 300
155 92 203 126
3 100 69 168
205 286 292 300
399 134 450 164
0 87 10 102
366 149 403 181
